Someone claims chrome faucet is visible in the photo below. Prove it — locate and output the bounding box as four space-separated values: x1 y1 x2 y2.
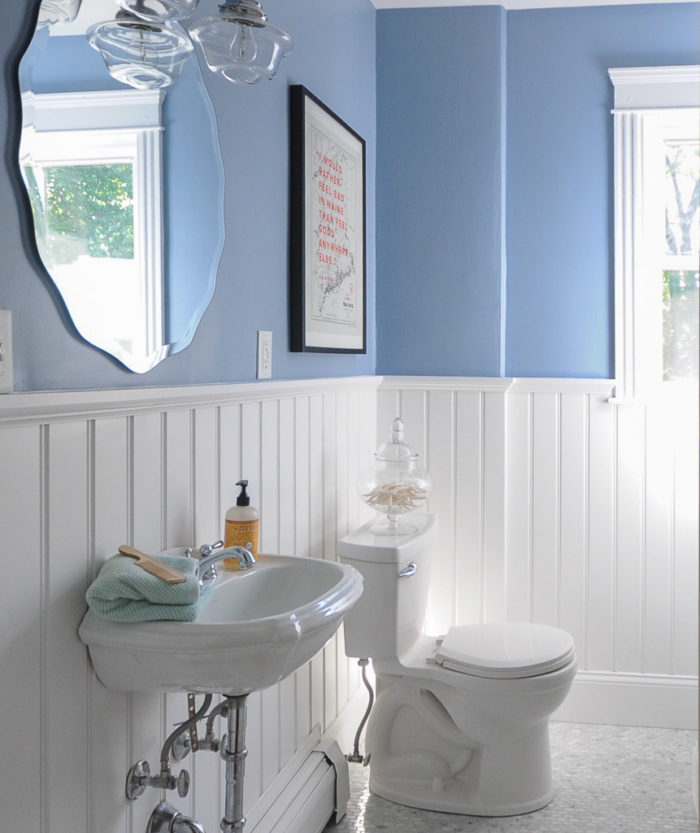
196 541 255 588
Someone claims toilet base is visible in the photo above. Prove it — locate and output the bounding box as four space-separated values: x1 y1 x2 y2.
369 779 555 817
365 682 558 817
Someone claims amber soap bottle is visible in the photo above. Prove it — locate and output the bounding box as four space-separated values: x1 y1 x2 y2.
224 480 259 569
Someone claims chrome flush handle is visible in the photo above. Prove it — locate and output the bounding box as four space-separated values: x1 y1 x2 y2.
398 562 417 578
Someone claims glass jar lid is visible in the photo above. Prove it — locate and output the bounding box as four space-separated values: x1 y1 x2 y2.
374 417 418 463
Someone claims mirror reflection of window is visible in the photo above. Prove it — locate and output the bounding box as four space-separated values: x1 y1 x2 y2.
30 162 134 263
20 89 166 372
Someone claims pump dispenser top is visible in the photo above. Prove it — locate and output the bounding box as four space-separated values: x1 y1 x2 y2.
236 479 250 506
224 479 259 567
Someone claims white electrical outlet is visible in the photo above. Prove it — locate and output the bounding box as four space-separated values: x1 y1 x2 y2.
257 330 272 379
0 310 14 394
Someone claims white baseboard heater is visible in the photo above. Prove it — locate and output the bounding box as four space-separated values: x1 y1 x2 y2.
248 731 350 833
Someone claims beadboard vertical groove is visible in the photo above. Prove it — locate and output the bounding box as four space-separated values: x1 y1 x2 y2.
454 391 484 626
0 378 379 833
378 377 697 728
40 423 50 833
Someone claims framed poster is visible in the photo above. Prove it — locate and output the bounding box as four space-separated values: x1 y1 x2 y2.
289 85 366 353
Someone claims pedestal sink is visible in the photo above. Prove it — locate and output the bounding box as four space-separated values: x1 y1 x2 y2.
78 553 363 695
79 550 363 833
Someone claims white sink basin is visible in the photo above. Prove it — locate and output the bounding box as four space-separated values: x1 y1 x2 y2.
78 553 363 695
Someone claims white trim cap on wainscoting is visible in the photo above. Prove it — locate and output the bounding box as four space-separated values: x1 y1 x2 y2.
371 0 697 10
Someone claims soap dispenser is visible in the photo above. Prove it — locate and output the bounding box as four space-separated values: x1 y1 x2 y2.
224 479 259 569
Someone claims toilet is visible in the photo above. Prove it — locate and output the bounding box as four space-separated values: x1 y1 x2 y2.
338 513 576 817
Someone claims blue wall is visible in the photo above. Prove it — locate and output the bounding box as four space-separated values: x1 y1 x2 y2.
506 3 700 378
2 2 699 389
376 2 699 378
377 6 507 377
0 0 376 390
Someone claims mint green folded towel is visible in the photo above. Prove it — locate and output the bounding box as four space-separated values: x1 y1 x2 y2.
86 550 212 623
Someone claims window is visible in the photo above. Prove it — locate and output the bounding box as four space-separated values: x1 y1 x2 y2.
609 66 699 401
663 125 699 382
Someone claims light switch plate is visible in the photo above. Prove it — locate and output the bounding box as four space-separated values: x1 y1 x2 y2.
257 330 272 380
0 310 14 394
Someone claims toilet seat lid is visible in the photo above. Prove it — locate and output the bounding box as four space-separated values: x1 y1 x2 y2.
434 623 575 679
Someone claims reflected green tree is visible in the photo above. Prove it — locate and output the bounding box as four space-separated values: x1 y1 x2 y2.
44 164 134 259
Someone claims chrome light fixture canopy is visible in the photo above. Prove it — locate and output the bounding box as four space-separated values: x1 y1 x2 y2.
87 11 193 90
189 0 293 85
119 0 201 23
38 0 83 27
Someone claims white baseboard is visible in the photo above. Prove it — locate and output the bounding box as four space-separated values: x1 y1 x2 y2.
554 671 698 730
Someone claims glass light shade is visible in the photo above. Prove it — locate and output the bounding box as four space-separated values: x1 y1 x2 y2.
38 0 83 27
358 418 432 535
189 0 292 85
87 15 193 90
119 0 201 23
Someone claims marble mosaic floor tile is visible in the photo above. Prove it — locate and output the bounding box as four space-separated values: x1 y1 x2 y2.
325 722 697 833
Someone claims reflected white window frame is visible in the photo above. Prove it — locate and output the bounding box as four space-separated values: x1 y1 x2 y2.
609 65 700 402
20 88 166 372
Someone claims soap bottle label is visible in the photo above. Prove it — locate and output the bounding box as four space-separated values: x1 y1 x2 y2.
224 519 259 568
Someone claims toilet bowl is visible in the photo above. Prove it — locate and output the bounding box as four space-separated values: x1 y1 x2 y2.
338 513 576 817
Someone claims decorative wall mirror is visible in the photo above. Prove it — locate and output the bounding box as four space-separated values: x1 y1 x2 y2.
19 0 224 373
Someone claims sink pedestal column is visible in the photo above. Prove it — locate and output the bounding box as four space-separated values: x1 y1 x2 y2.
221 695 248 833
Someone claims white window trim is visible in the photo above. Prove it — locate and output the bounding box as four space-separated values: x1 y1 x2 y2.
609 65 700 402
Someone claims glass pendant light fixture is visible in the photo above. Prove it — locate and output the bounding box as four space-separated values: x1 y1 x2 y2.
189 0 293 85
87 8 193 90
119 0 200 23
38 0 82 27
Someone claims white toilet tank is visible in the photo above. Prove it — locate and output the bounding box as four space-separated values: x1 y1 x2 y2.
338 514 437 659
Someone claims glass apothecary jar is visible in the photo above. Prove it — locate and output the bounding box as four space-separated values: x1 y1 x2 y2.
358 417 432 535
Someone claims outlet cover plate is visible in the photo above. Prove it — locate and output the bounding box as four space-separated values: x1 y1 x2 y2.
257 330 272 380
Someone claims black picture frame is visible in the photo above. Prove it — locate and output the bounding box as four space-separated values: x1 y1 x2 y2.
289 85 366 353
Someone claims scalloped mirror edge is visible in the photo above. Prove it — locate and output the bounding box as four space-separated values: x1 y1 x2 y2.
17 0 225 373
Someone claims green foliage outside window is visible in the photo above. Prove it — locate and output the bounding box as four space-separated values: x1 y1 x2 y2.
44 164 134 260
663 270 699 381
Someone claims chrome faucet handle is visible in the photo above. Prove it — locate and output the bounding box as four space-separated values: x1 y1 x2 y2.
197 545 255 589
126 762 189 799
198 540 224 558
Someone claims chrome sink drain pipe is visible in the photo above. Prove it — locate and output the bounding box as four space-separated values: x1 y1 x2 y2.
220 695 249 833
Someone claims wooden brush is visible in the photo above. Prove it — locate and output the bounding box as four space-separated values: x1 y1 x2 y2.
118 545 188 584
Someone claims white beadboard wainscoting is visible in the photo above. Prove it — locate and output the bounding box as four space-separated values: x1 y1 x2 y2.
1 372 696 833
0 376 378 833
378 376 698 730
